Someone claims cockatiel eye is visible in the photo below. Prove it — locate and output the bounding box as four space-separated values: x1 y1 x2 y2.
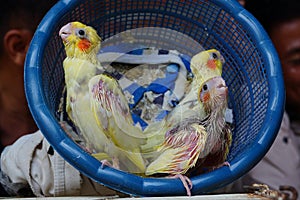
202 84 208 91
211 52 218 59
77 29 86 38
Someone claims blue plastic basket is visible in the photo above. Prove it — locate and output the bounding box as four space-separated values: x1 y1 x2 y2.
24 0 285 196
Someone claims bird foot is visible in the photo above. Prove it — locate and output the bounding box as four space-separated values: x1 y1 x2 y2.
168 174 193 196
100 157 120 170
223 161 230 167
218 161 230 168
212 161 230 170
100 159 112 169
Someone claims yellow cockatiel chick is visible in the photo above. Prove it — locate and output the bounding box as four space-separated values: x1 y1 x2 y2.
145 76 231 196
59 21 146 173
141 49 225 154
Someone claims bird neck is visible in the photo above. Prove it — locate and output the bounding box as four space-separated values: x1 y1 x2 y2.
65 44 100 65
204 103 227 148
191 68 222 86
62 55 100 94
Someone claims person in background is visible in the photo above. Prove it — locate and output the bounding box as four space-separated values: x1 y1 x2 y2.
0 0 123 197
0 0 57 155
0 0 56 196
224 0 300 194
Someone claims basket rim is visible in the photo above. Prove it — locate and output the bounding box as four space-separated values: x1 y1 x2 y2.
24 0 285 196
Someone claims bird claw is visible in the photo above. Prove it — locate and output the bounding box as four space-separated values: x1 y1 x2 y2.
211 161 230 171
100 159 112 169
169 174 193 196
100 157 120 169
217 161 230 168
223 161 230 167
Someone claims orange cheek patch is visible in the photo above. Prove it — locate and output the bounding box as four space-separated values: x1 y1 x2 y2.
207 60 216 69
202 93 210 103
78 39 91 51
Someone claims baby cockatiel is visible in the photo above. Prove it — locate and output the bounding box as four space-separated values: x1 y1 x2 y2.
167 49 224 124
141 49 225 154
59 21 146 173
145 76 231 196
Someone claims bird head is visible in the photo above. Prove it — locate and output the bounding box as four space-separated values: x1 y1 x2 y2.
190 49 225 84
198 76 228 113
59 21 101 61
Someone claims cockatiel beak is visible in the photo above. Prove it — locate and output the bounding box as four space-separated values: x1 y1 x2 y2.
216 78 227 93
59 23 72 42
214 77 228 99
218 54 225 65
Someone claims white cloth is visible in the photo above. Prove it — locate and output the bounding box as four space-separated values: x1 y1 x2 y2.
0 130 120 197
221 111 300 193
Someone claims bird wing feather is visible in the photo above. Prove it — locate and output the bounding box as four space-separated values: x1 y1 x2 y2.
146 123 207 176
88 74 147 172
